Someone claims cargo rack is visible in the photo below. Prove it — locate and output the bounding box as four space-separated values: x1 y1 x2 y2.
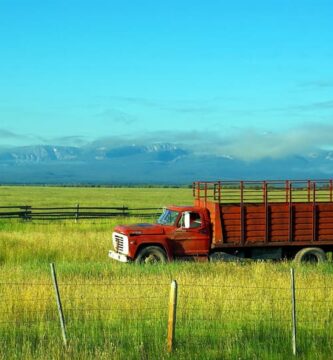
193 180 333 205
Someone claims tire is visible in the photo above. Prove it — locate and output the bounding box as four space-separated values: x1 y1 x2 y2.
135 246 167 264
294 247 327 264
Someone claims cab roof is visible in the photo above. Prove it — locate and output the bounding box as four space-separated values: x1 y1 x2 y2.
166 205 202 212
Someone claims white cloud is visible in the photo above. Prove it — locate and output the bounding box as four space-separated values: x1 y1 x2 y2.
95 123 333 161
214 124 333 160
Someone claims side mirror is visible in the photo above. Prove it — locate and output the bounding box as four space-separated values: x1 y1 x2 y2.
183 212 191 229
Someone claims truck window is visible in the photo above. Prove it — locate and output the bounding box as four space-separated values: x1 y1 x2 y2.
178 212 202 228
157 209 179 225
189 212 202 228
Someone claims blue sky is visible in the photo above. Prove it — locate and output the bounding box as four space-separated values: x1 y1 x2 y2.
0 0 333 159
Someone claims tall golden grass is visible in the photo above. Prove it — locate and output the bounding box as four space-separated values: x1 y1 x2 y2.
0 186 333 359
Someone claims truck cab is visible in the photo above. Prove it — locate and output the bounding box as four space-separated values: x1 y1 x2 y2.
109 205 211 263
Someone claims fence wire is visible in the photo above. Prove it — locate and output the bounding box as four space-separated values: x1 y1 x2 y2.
1 273 333 358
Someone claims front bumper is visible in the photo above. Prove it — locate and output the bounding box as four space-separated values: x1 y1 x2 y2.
108 250 129 263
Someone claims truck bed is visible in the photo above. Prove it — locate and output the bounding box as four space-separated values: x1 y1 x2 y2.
193 180 333 247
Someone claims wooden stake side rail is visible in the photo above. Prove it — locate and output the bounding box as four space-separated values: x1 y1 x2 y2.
197 180 333 246
193 180 333 204
210 202 333 247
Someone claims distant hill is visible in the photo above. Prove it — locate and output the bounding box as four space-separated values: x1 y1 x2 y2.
0 143 332 184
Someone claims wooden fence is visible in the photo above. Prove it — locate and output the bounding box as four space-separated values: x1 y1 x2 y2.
0 205 161 221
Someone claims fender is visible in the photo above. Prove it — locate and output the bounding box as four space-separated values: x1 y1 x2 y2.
133 238 174 260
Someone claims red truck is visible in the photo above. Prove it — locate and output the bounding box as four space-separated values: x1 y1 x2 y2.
109 179 333 264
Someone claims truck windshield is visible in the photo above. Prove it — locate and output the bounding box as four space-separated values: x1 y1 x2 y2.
157 209 179 225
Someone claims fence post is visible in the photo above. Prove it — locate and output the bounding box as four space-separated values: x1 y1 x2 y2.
24 205 31 221
50 263 67 347
75 204 80 223
291 268 297 356
167 280 178 353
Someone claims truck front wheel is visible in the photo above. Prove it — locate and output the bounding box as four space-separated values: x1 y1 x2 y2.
135 246 167 264
294 247 327 263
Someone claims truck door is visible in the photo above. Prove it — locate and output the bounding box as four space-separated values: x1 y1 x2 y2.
169 211 210 256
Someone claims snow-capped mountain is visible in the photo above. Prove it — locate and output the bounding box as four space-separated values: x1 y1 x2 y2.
0 144 332 184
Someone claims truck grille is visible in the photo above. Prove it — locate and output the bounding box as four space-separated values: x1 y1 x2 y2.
115 234 124 252
112 233 129 255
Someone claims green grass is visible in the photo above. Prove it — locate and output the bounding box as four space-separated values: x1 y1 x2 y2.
1 186 333 359
0 185 193 207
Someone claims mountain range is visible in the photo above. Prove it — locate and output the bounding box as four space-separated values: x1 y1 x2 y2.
0 143 332 184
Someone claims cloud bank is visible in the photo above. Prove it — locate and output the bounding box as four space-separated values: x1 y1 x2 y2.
91 123 333 161
211 123 333 160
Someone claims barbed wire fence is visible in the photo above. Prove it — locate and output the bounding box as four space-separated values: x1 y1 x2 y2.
0 265 333 358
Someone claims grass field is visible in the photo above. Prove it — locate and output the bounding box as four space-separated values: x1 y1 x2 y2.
1 186 333 359
0 185 193 207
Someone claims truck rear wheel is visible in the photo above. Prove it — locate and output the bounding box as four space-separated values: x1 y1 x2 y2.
135 246 167 264
294 247 327 263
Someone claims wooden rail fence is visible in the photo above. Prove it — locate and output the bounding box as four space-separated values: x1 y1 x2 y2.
0 205 161 221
